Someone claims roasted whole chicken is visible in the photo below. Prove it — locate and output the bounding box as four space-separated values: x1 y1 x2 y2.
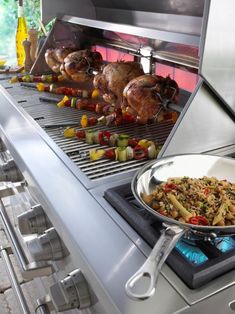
122 74 179 124
45 48 103 82
45 48 74 73
93 62 144 104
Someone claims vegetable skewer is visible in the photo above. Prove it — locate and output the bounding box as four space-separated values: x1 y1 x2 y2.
10 73 65 83
63 127 162 162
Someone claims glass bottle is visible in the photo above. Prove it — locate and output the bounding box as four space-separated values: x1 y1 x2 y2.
16 0 28 66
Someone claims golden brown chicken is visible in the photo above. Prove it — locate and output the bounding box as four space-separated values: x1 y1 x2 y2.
45 48 103 82
93 62 144 105
62 49 102 82
45 48 74 73
122 74 179 124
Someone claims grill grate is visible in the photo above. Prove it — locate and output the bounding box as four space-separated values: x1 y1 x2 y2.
8 85 175 181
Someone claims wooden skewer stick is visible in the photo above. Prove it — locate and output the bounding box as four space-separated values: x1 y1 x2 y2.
38 18 47 36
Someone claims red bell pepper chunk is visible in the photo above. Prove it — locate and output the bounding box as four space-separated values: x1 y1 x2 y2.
88 117 98 126
133 145 148 160
122 113 136 123
189 216 208 226
163 183 178 193
203 187 210 196
64 99 71 107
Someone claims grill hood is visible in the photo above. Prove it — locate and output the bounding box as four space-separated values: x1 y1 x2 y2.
41 0 204 43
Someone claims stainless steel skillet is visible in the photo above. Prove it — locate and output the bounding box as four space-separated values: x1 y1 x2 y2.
125 154 235 300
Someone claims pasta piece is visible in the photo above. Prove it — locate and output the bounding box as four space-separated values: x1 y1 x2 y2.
167 193 193 222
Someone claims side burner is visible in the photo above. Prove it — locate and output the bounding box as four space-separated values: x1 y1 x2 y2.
104 183 235 289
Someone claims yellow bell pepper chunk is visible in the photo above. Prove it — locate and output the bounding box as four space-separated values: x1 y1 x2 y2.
57 95 69 108
36 83 45 92
57 74 65 81
89 149 105 161
9 76 18 83
63 127 76 138
80 115 88 128
138 139 151 149
91 88 100 98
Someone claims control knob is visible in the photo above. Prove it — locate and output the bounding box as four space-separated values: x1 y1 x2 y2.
0 138 6 152
18 204 52 234
0 159 24 182
49 269 91 311
27 227 68 261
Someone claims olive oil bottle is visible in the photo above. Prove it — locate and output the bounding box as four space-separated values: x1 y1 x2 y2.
16 0 28 66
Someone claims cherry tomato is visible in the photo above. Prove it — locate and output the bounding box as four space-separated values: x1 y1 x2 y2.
128 138 139 148
114 115 123 126
71 89 78 97
87 103 96 111
95 103 106 113
76 99 88 110
33 77 42 82
44 86 50 92
88 117 98 126
122 113 136 123
99 131 111 145
104 149 115 160
51 75 58 82
75 130 86 139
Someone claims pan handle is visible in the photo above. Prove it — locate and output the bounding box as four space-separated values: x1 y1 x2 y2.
125 225 186 300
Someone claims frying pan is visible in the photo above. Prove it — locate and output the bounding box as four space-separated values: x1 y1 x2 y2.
125 154 235 300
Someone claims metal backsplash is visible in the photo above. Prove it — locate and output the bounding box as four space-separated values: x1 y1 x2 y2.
31 13 201 75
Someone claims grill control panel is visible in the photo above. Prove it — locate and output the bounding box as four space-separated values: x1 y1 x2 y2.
18 204 52 234
50 269 91 311
27 227 68 261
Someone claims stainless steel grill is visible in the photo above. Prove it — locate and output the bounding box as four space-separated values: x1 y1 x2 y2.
5 83 175 181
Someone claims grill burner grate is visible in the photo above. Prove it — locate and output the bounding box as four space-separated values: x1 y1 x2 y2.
20 99 174 181
104 183 235 289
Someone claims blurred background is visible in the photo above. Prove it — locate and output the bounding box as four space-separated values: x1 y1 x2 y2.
0 0 41 65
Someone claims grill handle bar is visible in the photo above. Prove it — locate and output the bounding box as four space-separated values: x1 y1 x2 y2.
0 198 54 279
0 246 30 314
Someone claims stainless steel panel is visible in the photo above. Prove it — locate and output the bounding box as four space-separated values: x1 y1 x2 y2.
0 87 187 314
62 15 200 46
177 284 235 314
200 0 235 116
32 14 201 74
41 0 96 24
92 0 204 17
160 80 235 157
96 9 202 36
